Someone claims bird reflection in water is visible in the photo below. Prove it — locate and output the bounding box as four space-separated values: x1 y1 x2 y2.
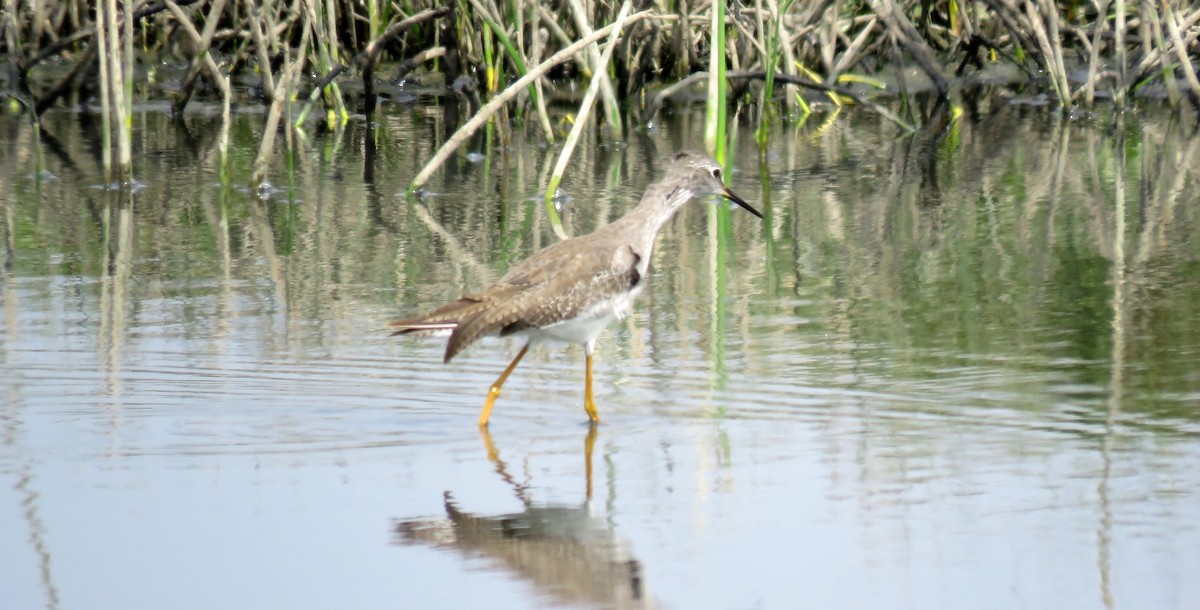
395 426 653 608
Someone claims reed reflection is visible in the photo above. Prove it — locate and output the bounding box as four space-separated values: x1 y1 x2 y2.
395 426 652 609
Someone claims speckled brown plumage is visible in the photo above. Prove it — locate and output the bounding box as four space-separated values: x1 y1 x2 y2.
390 239 642 363
389 151 762 425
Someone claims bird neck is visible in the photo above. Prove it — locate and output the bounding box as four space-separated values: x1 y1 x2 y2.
610 182 693 251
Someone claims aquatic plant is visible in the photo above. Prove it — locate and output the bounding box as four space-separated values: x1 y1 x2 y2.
3 0 1198 184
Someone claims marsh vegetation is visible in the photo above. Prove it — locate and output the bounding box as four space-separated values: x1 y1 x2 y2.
3 1 1199 184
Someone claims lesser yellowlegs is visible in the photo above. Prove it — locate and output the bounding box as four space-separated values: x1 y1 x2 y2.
390 151 762 426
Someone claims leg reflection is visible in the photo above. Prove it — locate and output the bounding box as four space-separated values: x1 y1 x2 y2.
584 423 597 501
400 424 650 607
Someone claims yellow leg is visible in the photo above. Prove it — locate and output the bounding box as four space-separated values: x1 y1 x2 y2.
479 343 529 427
583 353 601 423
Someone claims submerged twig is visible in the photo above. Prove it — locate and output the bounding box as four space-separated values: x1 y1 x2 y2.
299 6 451 121
871 0 949 98
648 69 915 132
165 0 231 115
252 27 310 186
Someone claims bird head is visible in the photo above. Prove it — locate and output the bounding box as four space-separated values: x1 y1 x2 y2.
669 152 763 219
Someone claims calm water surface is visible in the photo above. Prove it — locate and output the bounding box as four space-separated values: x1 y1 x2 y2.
2 101 1199 609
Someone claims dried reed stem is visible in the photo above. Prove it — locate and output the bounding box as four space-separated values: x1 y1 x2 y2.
1161 0 1200 101
543 1 633 220
567 0 624 139
248 0 277 103
407 10 653 193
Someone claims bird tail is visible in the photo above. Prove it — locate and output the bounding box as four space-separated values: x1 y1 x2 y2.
388 296 497 362
387 320 458 337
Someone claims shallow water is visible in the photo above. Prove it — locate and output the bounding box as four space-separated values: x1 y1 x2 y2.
2 101 1199 609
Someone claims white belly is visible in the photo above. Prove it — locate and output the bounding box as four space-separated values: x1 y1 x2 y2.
528 285 642 349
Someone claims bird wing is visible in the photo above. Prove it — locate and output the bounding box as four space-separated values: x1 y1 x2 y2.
386 242 575 336
439 241 642 362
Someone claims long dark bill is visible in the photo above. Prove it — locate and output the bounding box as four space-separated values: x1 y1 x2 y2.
721 185 763 219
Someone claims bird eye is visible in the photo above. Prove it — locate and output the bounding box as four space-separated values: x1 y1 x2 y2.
711 168 722 179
